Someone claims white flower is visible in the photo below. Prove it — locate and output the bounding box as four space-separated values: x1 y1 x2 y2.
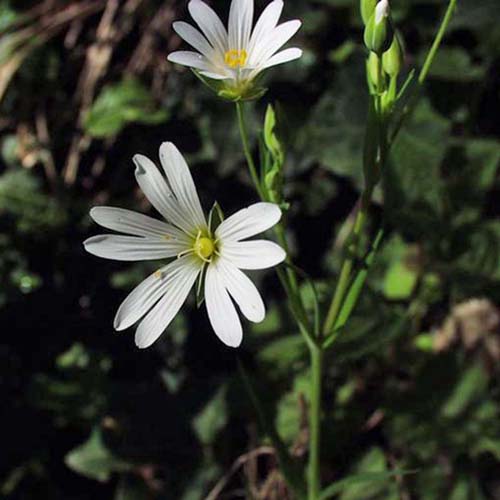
84 142 286 349
375 0 389 24
168 0 302 87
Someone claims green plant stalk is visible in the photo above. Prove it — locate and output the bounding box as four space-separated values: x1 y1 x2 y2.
308 344 323 499
418 0 458 85
322 192 371 337
237 358 307 498
236 101 265 199
390 0 458 144
235 101 324 500
234 101 313 343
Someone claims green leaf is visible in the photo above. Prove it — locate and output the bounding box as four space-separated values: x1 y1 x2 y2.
300 51 367 187
192 386 228 445
333 229 384 334
65 427 130 482
441 363 488 419
383 260 418 300
419 47 486 82
276 372 309 444
0 169 66 232
320 470 413 500
83 79 168 138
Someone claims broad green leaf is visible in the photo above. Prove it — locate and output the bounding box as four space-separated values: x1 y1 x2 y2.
320 470 412 500
276 372 309 445
65 427 130 482
0 169 66 232
419 47 486 82
84 79 168 138
192 386 227 445
299 51 367 187
383 260 418 300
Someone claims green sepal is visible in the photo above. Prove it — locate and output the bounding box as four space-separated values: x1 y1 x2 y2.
191 69 268 102
207 201 224 235
195 264 208 309
382 32 404 77
360 0 377 25
364 7 394 55
191 69 226 94
366 52 383 93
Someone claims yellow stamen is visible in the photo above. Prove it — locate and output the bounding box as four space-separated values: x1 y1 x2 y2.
154 270 163 279
194 237 214 261
224 49 248 68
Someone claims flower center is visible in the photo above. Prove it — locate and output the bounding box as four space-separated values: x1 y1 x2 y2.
194 235 215 261
224 49 248 68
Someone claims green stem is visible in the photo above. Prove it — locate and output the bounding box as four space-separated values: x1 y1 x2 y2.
322 192 370 337
418 0 458 85
390 0 458 144
235 101 265 199
235 101 314 344
308 345 323 499
237 358 306 498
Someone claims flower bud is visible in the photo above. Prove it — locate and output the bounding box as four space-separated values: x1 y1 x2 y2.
363 0 393 55
367 52 381 89
382 33 404 77
360 0 377 25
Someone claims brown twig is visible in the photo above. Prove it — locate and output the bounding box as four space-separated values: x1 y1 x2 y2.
35 108 58 188
205 447 275 500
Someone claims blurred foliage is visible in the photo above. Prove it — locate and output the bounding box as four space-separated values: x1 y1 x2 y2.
1 0 499 499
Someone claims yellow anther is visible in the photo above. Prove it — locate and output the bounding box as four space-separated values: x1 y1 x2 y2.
154 270 163 279
224 49 248 68
194 237 215 261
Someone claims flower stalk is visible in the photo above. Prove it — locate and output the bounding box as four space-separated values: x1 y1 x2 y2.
162 1 461 498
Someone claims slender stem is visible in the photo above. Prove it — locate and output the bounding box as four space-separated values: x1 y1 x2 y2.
275 222 301 299
235 101 265 199
235 101 313 342
390 0 458 144
237 358 307 498
419 0 458 85
322 192 370 337
308 345 323 499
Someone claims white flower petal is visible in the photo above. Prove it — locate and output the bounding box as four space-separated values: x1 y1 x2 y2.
215 202 282 242
173 21 217 61
135 257 201 348
167 50 213 72
199 70 230 80
248 0 283 58
159 142 206 230
260 47 302 70
89 207 187 241
220 240 286 270
188 0 228 54
252 19 302 63
133 154 196 235
229 0 254 52
114 260 187 331
83 235 185 261
205 263 243 347
217 258 265 322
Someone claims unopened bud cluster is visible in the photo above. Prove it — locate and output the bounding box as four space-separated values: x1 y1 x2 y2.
361 0 404 91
